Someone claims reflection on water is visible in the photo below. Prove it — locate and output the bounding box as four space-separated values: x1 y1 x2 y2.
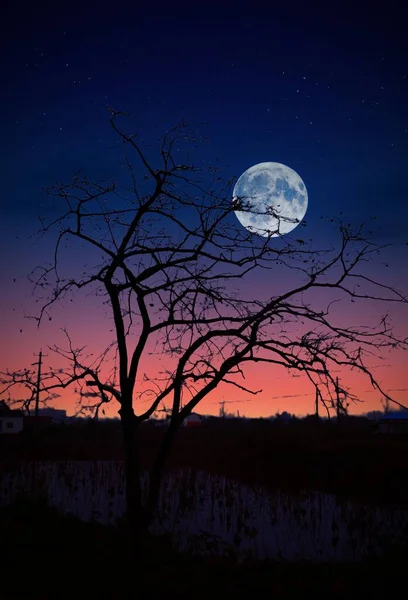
1 461 407 562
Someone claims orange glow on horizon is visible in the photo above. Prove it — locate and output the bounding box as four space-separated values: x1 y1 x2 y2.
2 252 407 419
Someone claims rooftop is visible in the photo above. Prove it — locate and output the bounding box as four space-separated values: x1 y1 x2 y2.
380 411 408 421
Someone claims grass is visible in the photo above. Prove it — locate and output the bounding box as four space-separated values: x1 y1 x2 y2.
0 495 405 598
2 419 408 508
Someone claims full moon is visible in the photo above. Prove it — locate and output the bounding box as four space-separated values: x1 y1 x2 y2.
232 162 308 237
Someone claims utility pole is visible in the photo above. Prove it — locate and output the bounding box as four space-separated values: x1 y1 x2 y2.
314 388 319 422
335 377 348 422
336 377 340 421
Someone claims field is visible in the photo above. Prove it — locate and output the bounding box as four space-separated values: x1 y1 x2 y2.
1 418 407 597
0 495 405 599
1 417 407 508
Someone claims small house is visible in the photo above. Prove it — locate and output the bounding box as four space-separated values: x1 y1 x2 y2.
0 400 24 434
375 411 408 435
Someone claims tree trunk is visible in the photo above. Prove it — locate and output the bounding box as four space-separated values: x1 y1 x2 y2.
120 409 147 558
144 422 178 529
120 409 179 566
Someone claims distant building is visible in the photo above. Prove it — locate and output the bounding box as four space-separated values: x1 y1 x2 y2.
0 400 24 434
154 417 170 427
275 411 291 425
183 413 202 428
375 411 408 435
36 408 67 423
364 410 384 422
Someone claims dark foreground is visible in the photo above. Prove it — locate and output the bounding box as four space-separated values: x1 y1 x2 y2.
0 496 405 599
2 418 408 508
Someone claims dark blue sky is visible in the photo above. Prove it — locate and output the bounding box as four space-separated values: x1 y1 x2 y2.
2 0 407 237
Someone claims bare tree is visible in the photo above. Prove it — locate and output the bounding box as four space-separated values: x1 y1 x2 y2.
2 108 408 552
0 362 59 415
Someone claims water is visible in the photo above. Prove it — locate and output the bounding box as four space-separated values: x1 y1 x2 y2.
1 461 406 562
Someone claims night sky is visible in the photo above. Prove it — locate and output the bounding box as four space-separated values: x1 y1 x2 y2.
1 0 407 417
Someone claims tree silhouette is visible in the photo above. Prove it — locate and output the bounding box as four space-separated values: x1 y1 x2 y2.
2 108 407 552
0 361 59 415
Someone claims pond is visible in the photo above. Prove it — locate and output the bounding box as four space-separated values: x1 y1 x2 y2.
1 461 406 562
